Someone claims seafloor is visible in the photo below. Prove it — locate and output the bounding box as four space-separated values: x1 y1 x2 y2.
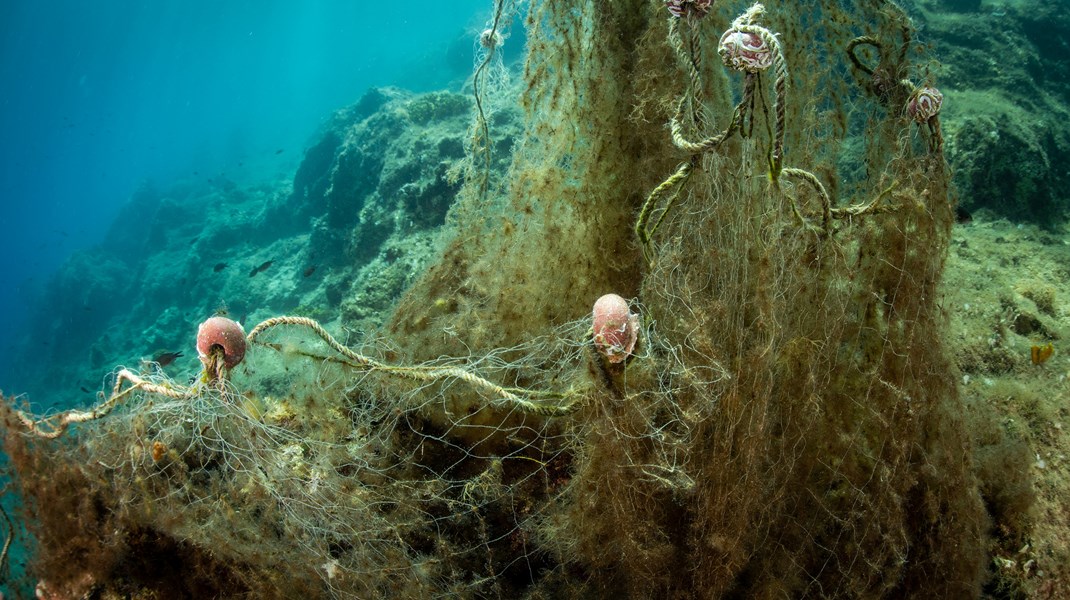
945 218 1070 596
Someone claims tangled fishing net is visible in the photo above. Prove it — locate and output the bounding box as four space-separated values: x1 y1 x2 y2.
3 1 989 598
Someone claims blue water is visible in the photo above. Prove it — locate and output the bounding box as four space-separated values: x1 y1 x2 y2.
0 1 489 392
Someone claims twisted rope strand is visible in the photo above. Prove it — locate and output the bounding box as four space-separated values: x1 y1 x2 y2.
248 316 579 416
12 368 190 439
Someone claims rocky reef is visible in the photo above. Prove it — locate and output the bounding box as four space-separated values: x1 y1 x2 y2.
4 86 521 414
918 0 1070 224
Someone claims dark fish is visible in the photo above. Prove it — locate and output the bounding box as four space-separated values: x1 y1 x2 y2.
249 260 274 277
80 386 91 394
955 205 972 224
274 148 284 155
303 265 317 278
153 350 183 367
213 262 228 272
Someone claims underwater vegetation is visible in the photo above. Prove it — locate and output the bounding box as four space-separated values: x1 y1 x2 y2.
3 0 1068 598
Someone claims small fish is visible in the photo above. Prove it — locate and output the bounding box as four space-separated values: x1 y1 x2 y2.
152 350 184 367
249 260 274 277
213 262 228 273
303 265 317 278
80 386 92 394
274 148 284 155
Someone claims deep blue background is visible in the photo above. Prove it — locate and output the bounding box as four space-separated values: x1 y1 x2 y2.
0 1 490 389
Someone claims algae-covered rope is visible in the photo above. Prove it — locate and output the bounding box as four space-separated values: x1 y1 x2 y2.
781 167 832 235
846 35 918 111
470 0 508 203
846 36 880 76
781 167 901 234
668 16 706 132
670 75 752 154
7 313 579 441
11 368 190 439
248 316 580 417
248 316 374 368
636 159 695 266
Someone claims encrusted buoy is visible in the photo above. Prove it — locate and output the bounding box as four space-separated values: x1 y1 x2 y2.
592 294 639 364
196 316 246 379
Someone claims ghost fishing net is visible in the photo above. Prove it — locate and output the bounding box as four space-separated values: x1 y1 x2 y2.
3 0 989 598
3 312 597 598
